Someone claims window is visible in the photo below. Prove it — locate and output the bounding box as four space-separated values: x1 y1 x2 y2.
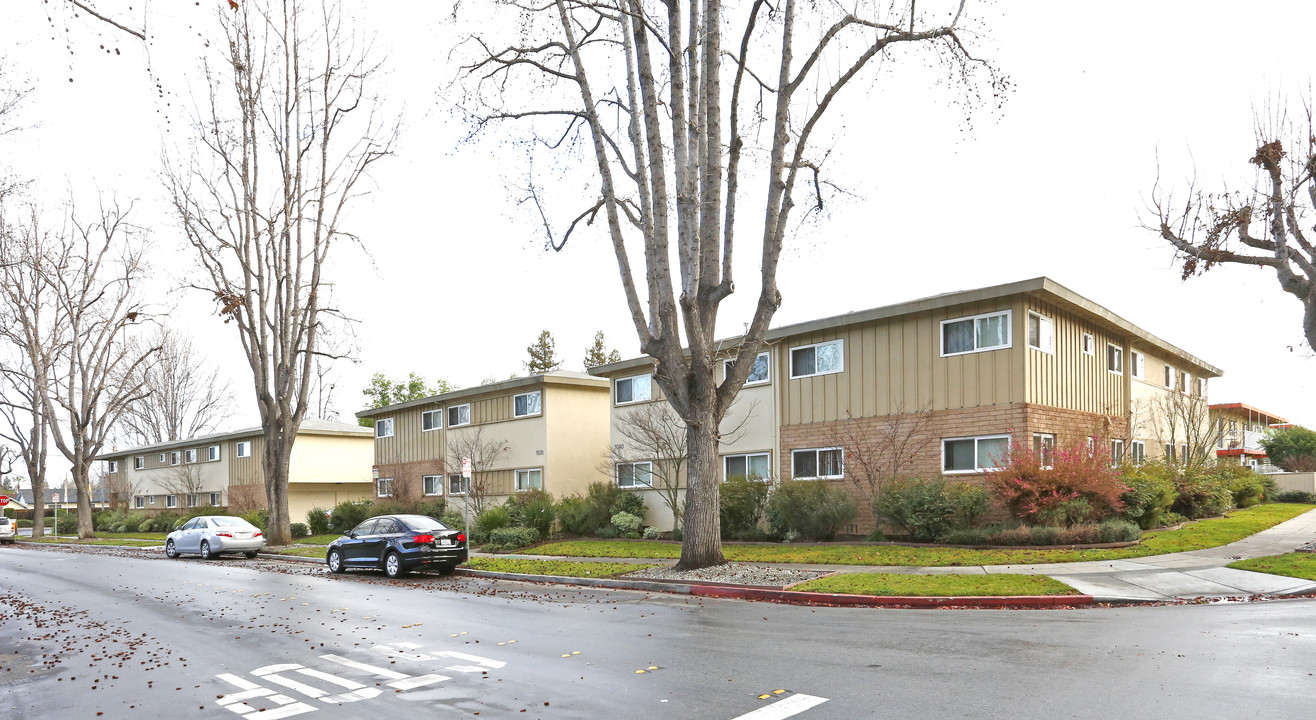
1107 344 1123 374
725 352 770 386
376 478 393 498
449 475 469 495
107 460 119 473
943 435 1011 473
447 404 471 428
1177 370 1188 393
1164 365 1174 388
185 494 198 508
724 452 770 482
790 340 844 378
791 448 844 479
1181 444 1189 463
375 417 395 438
208 445 220 461
1195 377 1205 397
149 495 156 505
1164 444 1176 463
134 496 145 509
1131 441 1146 464
1130 351 1144 379
184 449 198 463
1110 439 1125 466
941 310 1011 357
165 495 177 509
170 451 181 466
616 461 653 488
236 441 251 458
159 453 167 463
1027 312 1053 353
422 409 442 432
1082 333 1095 355
514 391 542 418
423 475 444 496
614 375 652 405
1032 433 1056 468
134 456 144 470
209 492 222 506
515 468 543 491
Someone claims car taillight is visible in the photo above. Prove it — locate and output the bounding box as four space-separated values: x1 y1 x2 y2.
413 534 435 544
456 533 466 543
216 531 233 538
255 531 263 538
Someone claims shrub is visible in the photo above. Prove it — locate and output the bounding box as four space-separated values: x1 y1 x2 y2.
1216 465 1267 508
1259 426 1316 471
111 523 126 533
138 517 156 533
670 527 683 542
610 490 647 519
242 509 269 532
554 496 595 536
289 522 310 538
1159 511 1188 527
16 519 33 529
486 526 540 551
306 507 332 536
985 438 1127 526
1099 520 1142 543
411 499 448 520
765 480 857 541
56 514 80 534
1119 463 1177 530
611 511 644 535
595 524 620 539
504 490 555 538
476 506 512 534
873 478 988 541
1172 470 1234 519
642 526 663 540
720 475 770 539
1028 525 1063 546
990 526 1033 546
328 501 372 534
1275 490 1316 503
941 527 990 545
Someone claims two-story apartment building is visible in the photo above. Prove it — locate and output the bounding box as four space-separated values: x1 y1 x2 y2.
1211 403 1290 468
355 370 611 509
101 418 374 522
591 277 1222 531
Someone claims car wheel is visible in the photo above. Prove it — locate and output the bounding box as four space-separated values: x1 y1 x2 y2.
437 563 458 576
244 551 258 559
327 549 345 573
384 551 406 578
200 541 213 560
165 539 179 559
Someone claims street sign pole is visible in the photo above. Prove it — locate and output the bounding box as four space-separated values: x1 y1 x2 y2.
461 457 472 552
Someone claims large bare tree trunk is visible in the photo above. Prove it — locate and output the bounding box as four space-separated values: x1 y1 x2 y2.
263 431 292 538
681 420 721 568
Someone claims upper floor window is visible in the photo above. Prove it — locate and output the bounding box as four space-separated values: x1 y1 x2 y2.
134 456 144 470
170 451 181 466
236 441 251 458
375 417 395 438
943 434 1010 473
1082 333 1095 355
184 448 198 463
616 461 653 488
1164 364 1174 388
791 447 844 479
790 340 843 378
615 374 652 405
514 391 542 418
1027 312 1053 353
941 310 1010 357
208 445 220 461
515 468 543 491
423 475 444 496
447 404 471 428
159 453 167 463
1107 344 1123 374
107 460 119 473
725 352 770 386
422 409 442 432
724 452 770 482
1177 370 1189 393
1130 351 1145 380
1194 377 1206 397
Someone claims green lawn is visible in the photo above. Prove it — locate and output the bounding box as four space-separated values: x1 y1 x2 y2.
791 573 1079 597
1228 552 1316 581
295 534 343 546
466 558 656 578
26 535 164 547
531 504 1315 567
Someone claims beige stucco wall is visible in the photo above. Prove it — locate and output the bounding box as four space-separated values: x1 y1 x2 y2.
544 383 610 499
289 433 374 485
288 481 372 524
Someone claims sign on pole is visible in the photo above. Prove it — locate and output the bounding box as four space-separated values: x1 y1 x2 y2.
461 457 472 479
0 495 10 507
52 493 60 503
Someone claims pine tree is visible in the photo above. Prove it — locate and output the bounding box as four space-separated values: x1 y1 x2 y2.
359 372 456 427
525 330 563 374
583 330 622 369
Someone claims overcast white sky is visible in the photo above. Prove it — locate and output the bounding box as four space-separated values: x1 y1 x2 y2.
4 0 1315 448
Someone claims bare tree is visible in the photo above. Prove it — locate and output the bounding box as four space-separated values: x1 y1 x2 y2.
161 464 208 508
1153 98 1316 352
460 0 1001 568
165 0 396 545
608 402 688 530
1145 386 1219 468
831 404 935 523
0 352 50 535
447 425 510 516
118 326 232 446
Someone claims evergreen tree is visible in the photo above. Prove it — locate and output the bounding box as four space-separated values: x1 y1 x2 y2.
359 372 456 427
583 330 622 369
525 330 563 374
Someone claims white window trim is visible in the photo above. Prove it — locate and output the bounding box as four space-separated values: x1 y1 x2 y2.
448 474 469 496
723 452 771 482
940 310 1012 358
1164 365 1175 388
1082 333 1095 356
236 441 251 458
514 467 543 491
725 352 771 386
170 451 181 466
134 456 144 470
1110 439 1125 467
790 447 845 480
159 453 166 463
184 448 198 464
107 461 119 473
447 403 472 428
789 339 845 379
149 495 157 506
616 461 654 488
134 496 145 509
942 434 1012 474
1027 312 1054 354
421 409 443 432
375 417 395 438
614 374 653 406
1032 433 1056 470
1130 351 1144 380
1107 344 1124 375
208 445 220 461
209 492 222 506
513 391 543 419
1131 441 1146 465
422 475 444 497
376 477 393 498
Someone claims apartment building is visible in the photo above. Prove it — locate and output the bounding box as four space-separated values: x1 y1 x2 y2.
355 370 611 508
1211 403 1289 468
591 277 1222 530
100 418 374 522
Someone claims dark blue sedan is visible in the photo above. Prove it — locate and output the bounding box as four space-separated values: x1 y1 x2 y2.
326 514 467 578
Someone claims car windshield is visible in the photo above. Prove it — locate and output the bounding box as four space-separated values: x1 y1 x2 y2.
0 518 10 525
210 517 253 528
400 516 448 532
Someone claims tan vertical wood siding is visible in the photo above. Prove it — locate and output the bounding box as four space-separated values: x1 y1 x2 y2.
228 436 264 484
1024 299 1126 416
375 404 445 466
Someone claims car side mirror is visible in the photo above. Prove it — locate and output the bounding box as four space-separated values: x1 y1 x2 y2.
347 532 356 539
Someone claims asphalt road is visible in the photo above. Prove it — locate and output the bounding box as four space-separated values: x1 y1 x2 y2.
2 544 1314 719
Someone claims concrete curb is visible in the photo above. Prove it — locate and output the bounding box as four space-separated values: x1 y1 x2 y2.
686 585 1096 609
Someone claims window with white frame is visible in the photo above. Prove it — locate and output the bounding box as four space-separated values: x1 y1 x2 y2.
165 495 177 509
515 468 543 491
1164 364 1174 388
725 352 770 386
170 451 181 466
447 404 471 428
185 448 198 463
423 475 443 496
790 340 844 378
134 496 145 509
376 478 393 498
514 391 542 418
724 452 770 482
1180 444 1189 463
1195 377 1205 397
149 495 156 505
943 434 1011 473
616 461 653 488
941 310 1011 357
791 448 844 479
159 453 167 463
1082 333 1095 355
1164 444 1176 463
1110 439 1125 466
209 492 222 506
134 456 144 470
1032 433 1055 468
107 460 119 473
375 417 395 438
185 494 198 508
614 375 652 405
1177 370 1188 393
422 409 442 431
1107 344 1123 374
1027 312 1054 353
208 445 220 461
449 474 469 495
236 441 251 458
1130 351 1145 379
1131 441 1146 464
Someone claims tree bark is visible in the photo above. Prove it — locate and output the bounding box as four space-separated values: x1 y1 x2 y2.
263 428 292 545
677 412 724 570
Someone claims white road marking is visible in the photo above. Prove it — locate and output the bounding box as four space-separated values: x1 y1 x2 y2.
215 674 317 718
319 653 411 680
729 694 829 720
430 650 507 670
373 642 435 661
387 674 451 690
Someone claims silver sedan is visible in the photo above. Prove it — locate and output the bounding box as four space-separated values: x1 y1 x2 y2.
165 515 265 560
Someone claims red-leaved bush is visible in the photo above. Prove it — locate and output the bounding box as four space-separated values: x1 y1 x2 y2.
984 437 1128 526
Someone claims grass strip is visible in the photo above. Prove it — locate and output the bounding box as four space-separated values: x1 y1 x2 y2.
1228 552 1316 581
531 504 1314 567
25 537 163 547
467 558 656 578
792 573 1079 597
